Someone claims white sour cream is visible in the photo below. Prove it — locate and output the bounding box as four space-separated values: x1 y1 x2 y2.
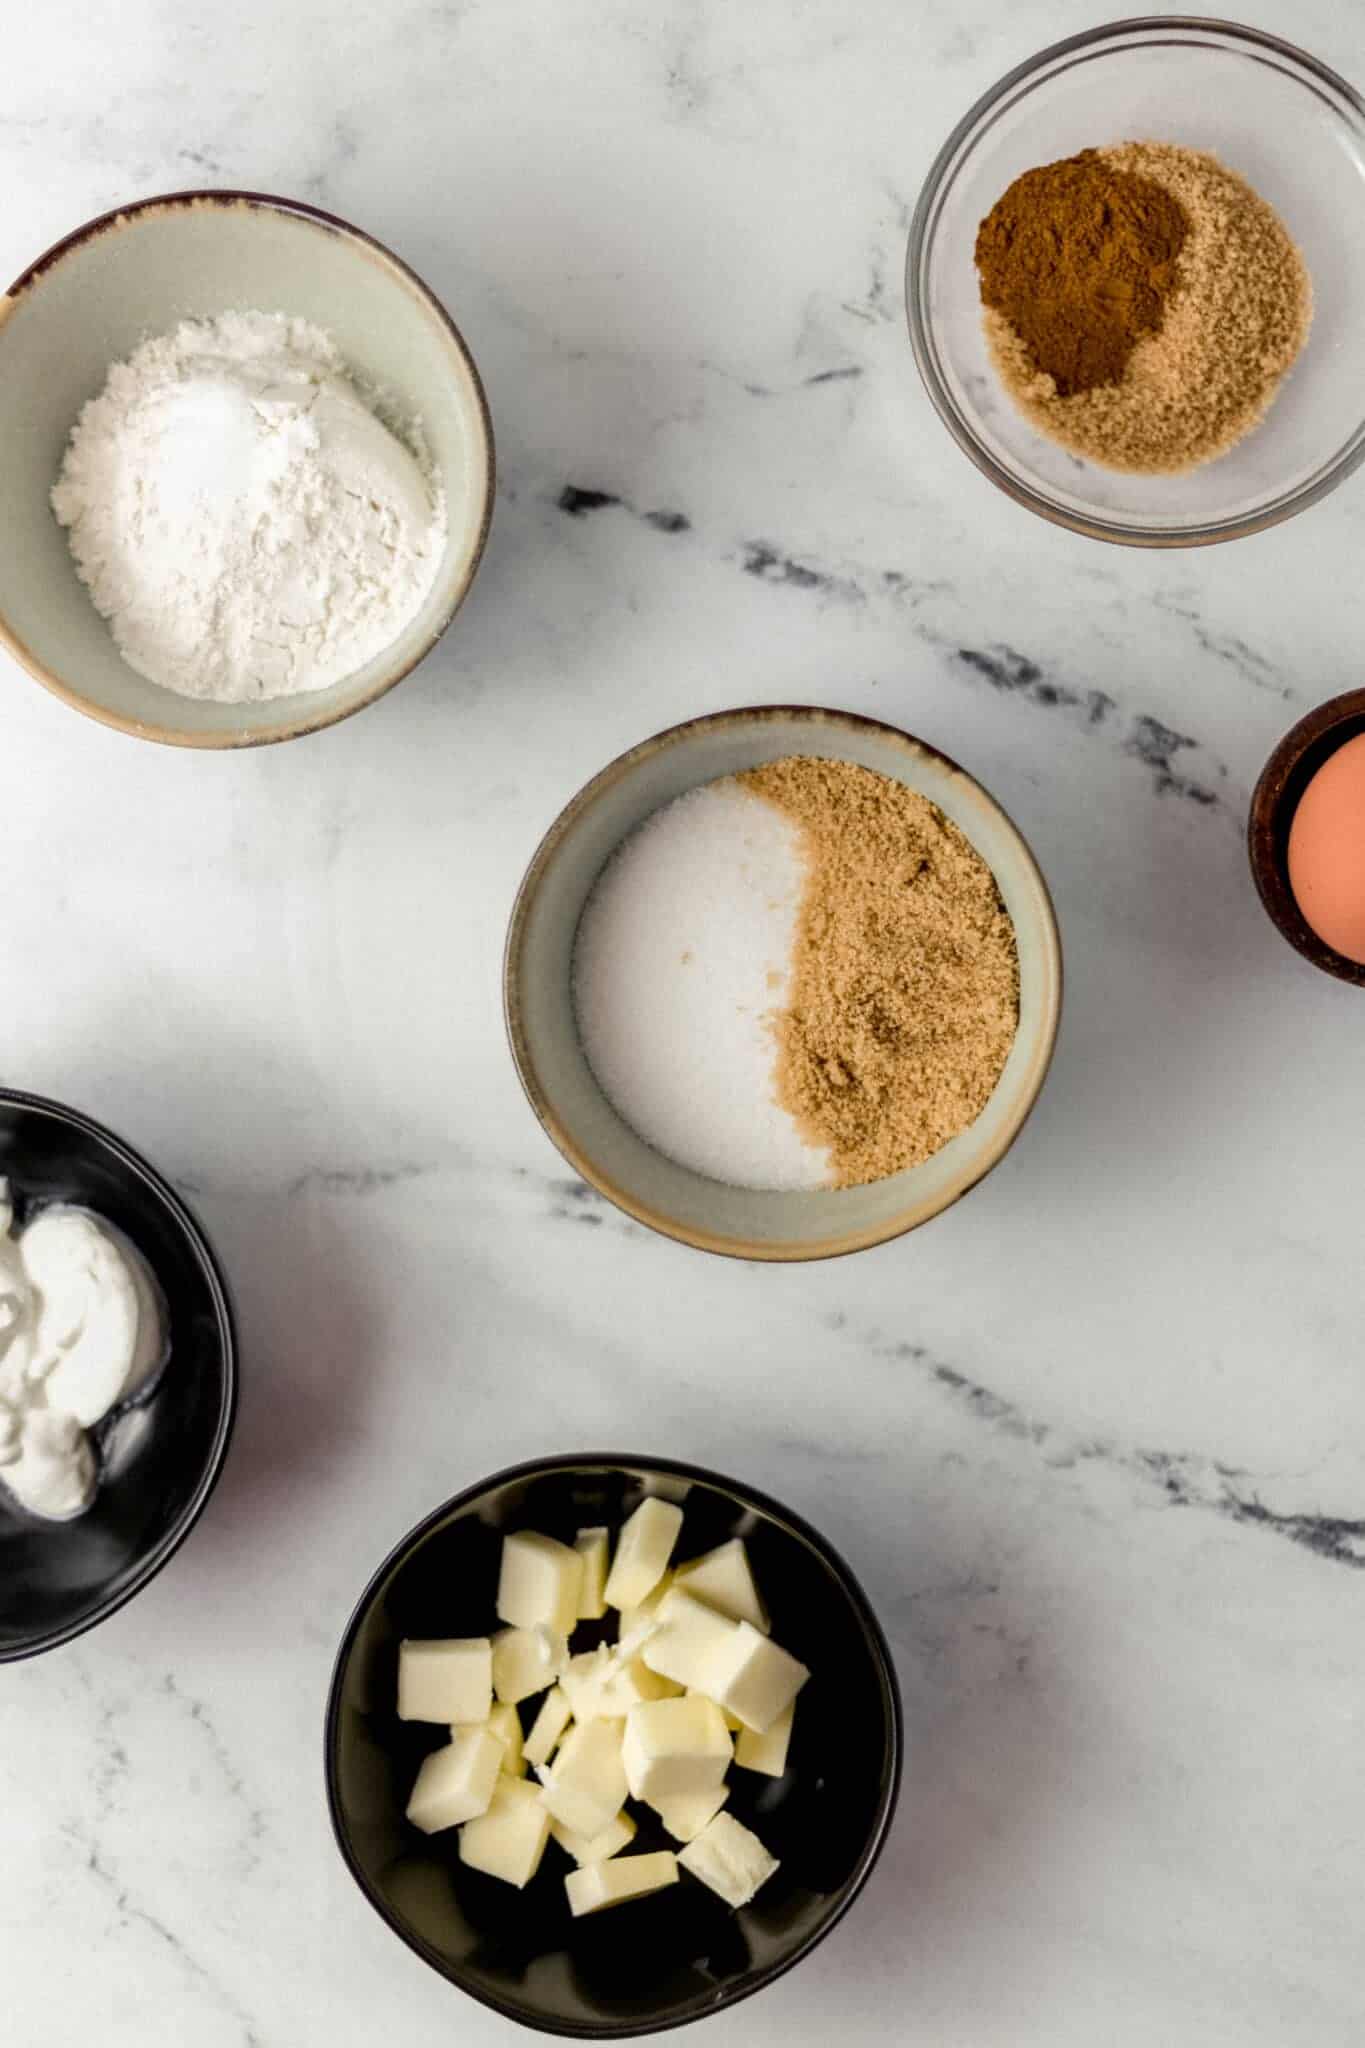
0 1180 165 1520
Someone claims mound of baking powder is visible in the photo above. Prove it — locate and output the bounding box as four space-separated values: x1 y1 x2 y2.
51 311 448 702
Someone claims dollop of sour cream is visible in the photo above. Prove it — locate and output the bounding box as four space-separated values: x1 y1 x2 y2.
0 1179 165 1520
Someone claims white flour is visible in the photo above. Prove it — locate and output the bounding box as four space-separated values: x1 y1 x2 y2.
51 311 448 702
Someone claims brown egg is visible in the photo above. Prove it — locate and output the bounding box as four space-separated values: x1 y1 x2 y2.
1287 730 1365 966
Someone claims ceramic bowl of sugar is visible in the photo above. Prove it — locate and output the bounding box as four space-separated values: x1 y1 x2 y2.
0 190 493 746
505 706 1062 1261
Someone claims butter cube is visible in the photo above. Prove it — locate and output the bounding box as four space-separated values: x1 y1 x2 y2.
492 1625 568 1705
606 1658 684 1711
603 1497 683 1611
654 1783 729 1843
674 1538 770 1633
561 1646 615 1722
397 1637 492 1725
523 1685 574 1769
705 1621 808 1733
617 1569 675 1641
549 1808 637 1867
537 1719 628 1840
678 1813 779 1908
687 1688 744 1735
640 1587 739 1692
622 1696 731 1806
459 1776 551 1888
497 1530 584 1637
563 1645 677 1722
734 1700 794 1777
485 1700 527 1777
405 1727 503 1833
566 1851 678 1917
575 1528 610 1620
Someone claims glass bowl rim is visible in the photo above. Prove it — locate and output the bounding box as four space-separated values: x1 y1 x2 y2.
905 14 1365 548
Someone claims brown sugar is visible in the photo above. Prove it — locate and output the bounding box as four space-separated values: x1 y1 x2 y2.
975 149 1188 396
739 758 1019 1190
982 142 1312 474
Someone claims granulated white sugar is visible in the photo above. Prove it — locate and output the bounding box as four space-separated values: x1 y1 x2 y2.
571 780 831 1191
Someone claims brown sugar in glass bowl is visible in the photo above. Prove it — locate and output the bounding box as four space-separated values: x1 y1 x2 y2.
1249 689 1365 988
906 19 1365 545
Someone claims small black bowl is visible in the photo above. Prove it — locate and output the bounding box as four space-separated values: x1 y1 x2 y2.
0 1089 236 1660
1249 688 1365 987
325 1454 902 2039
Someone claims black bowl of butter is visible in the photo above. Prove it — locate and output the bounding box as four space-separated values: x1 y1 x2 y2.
0 1088 236 1660
325 1453 902 2038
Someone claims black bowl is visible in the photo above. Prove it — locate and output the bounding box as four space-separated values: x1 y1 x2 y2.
325 1454 902 2038
0 1089 236 1660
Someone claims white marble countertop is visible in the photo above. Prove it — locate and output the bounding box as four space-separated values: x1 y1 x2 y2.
4 1 1365 2042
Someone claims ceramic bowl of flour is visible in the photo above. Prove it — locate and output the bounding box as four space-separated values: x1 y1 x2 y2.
0 190 494 746
505 707 1062 1262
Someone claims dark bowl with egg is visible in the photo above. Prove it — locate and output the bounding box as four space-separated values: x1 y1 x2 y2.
324 1452 903 2038
0 1088 236 1661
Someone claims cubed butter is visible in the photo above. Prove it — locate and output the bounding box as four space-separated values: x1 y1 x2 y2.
575 1528 610 1620
653 1783 729 1843
704 1621 808 1734
492 1625 568 1706
678 1813 779 1908
497 1530 584 1638
617 1568 675 1641
565 1851 678 1918
537 1719 628 1840
549 1808 637 1868
674 1538 770 1633
485 1700 527 1777
622 1696 731 1806
734 1700 794 1777
603 1497 683 1612
640 1587 739 1692
397 1637 492 1726
405 1727 503 1834
604 1658 683 1711
687 1687 744 1734
459 1776 551 1888
561 1645 614 1722
563 1644 677 1722
523 1685 574 1769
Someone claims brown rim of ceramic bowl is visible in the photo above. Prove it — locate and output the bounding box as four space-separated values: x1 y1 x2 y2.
1248 688 1365 986
503 704 1063 1262
0 188 495 750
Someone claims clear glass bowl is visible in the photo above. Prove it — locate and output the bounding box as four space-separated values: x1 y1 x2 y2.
906 18 1365 546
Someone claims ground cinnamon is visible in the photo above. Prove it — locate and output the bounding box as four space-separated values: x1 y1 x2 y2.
975 148 1188 396
740 759 1019 1191
982 142 1313 475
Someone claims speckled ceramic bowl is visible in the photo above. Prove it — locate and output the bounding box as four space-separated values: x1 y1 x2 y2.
0 190 493 746
504 706 1062 1261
